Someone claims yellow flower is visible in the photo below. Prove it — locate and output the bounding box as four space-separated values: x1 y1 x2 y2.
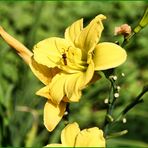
0 14 127 132
30 14 126 131
46 122 105 147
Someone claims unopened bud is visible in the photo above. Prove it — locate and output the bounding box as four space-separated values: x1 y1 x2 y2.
109 75 117 81
64 111 68 116
114 93 119 98
104 98 109 104
122 118 127 123
121 73 125 77
113 76 118 81
117 86 121 91
114 24 132 37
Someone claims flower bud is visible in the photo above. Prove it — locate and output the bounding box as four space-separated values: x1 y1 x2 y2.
114 24 132 37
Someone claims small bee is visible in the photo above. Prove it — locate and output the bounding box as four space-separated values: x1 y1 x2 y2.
60 47 71 66
55 40 68 66
61 47 69 65
62 53 67 65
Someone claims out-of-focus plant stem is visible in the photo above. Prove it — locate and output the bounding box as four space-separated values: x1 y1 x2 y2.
106 130 128 139
0 2 44 64
16 105 39 147
0 26 33 65
114 85 148 122
27 1 44 49
103 77 117 136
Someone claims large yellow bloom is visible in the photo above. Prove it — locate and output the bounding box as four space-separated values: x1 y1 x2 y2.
30 14 126 131
46 122 105 147
0 14 127 132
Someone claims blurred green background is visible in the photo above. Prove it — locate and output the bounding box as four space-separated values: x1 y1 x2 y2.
0 1 148 147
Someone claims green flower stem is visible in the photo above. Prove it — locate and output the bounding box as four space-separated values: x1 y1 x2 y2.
103 78 117 136
104 85 147 138
109 79 118 114
114 85 148 122
106 130 128 139
121 6 148 47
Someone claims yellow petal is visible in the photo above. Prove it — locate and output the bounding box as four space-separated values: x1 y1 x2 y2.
64 72 82 102
48 73 67 104
45 144 63 147
75 14 106 59
30 58 60 85
49 72 81 103
61 122 80 146
93 42 127 70
64 60 94 102
83 59 95 86
49 61 94 103
44 100 66 132
36 85 51 99
65 18 83 46
75 127 106 147
33 37 69 68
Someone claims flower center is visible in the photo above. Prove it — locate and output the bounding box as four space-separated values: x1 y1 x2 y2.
59 46 88 73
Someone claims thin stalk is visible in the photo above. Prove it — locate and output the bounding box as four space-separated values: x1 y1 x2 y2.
106 130 128 139
109 79 118 114
103 78 116 136
114 85 148 122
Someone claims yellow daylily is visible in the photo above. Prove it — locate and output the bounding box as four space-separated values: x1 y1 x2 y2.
31 14 126 131
0 14 127 132
46 122 105 147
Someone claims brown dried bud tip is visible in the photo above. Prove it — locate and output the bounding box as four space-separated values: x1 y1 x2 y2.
114 24 132 36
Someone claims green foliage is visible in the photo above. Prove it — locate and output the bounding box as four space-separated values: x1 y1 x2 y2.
0 1 148 147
